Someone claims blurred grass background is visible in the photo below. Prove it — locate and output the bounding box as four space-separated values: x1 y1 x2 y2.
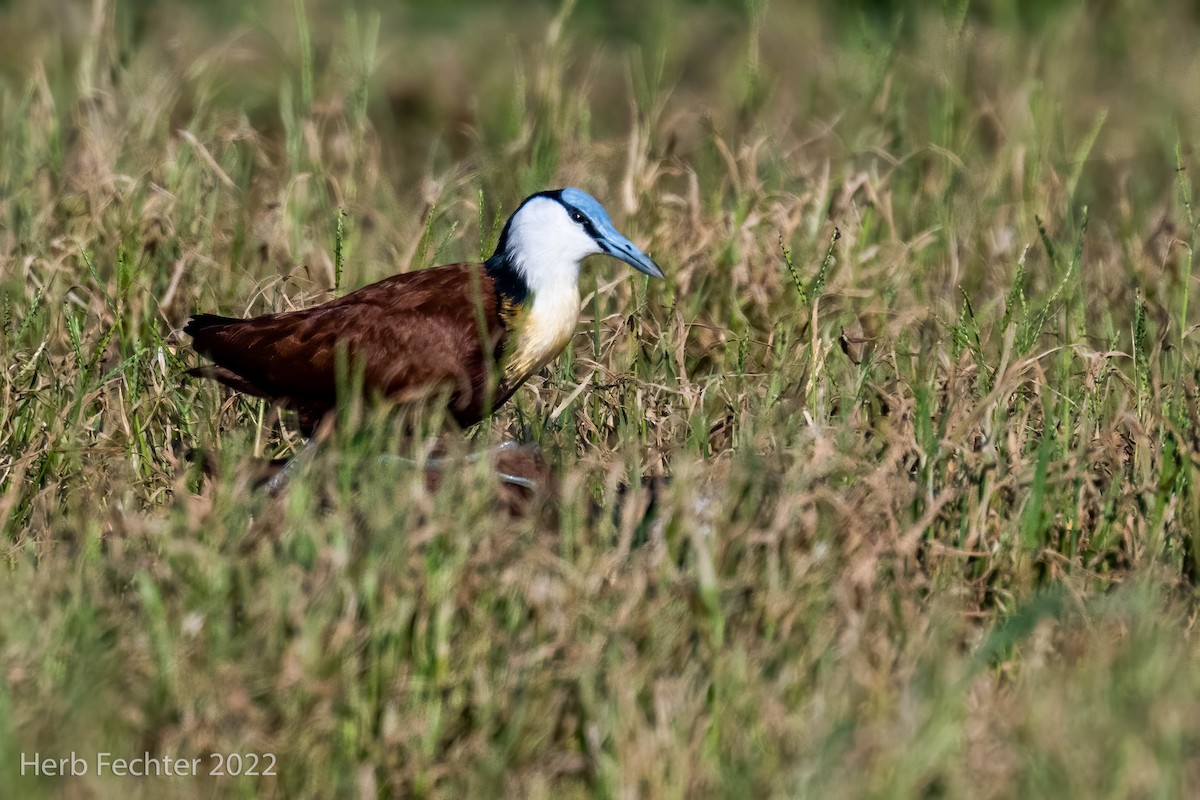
3 0 1200 796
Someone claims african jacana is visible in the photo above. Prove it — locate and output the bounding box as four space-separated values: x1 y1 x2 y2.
186 188 662 447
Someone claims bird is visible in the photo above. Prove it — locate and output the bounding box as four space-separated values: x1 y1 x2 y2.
185 187 663 441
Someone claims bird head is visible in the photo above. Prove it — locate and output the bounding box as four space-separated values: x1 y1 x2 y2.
488 188 664 297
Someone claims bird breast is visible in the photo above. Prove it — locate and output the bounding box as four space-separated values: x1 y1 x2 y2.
504 286 581 384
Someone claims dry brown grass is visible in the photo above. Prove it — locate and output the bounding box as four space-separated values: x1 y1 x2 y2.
3 0 1200 797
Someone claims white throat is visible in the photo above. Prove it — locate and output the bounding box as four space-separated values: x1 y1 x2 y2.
501 198 594 381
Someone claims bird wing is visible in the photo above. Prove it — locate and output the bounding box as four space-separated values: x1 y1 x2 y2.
186 262 507 425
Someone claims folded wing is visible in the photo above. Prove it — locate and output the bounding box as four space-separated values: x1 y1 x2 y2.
186 263 507 430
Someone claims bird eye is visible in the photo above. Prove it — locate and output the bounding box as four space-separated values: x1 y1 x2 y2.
570 210 585 223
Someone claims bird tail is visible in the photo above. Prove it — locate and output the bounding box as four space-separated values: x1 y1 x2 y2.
184 312 240 345
183 314 266 394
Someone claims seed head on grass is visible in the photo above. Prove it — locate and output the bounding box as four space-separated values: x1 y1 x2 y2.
1 2 1200 797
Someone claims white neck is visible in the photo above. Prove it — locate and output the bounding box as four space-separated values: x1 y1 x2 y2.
496 195 599 382
503 251 581 382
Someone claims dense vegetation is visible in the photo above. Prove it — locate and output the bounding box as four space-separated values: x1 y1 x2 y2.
3 0 1200 796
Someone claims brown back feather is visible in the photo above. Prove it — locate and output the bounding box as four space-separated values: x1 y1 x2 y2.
186 263 510 428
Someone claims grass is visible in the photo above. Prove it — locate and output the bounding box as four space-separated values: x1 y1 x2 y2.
3 0 1200 796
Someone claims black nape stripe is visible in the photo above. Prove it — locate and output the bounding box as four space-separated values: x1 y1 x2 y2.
484 251 530 309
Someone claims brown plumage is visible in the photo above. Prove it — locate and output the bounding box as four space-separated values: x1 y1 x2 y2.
186 263 513 433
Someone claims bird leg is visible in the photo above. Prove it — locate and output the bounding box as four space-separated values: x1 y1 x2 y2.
262 436 542 495
263 438 320 496
378 440 542 490
261 415 335 496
